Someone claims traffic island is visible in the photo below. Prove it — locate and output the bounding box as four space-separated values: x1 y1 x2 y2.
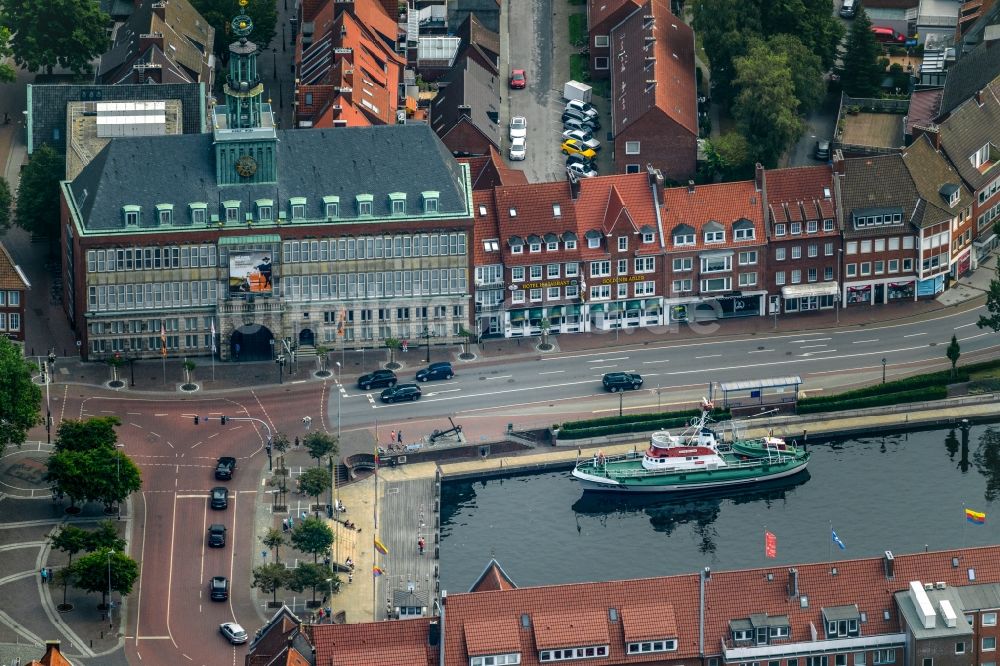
105 380 125 390
179 382 199 392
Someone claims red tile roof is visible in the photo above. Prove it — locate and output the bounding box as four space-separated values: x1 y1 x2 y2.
466 619 521 655
763 165 838 234
610 0 697 137
460 148 529 191
661 180 765 251
311 616 438 666
468 558 519 592
588 0 642 31
534 609 611 649
0 242 29 291
621 604 677 643
472 189 502 267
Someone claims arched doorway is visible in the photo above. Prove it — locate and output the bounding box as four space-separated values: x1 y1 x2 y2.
693 302 720 322
298 328 315 346
230 324 274 362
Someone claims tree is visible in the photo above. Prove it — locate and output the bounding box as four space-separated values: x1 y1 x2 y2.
298 466 331 515
262 527 285 563
977 258 1000 333
946 334 961 379
69 548 139 609
385 337 401 366
303 431 338 467
86 520 127 553
457 325 475 355
54 417 121 452
49 525 90 570
0 178 12 230
271 431 290 458
251 562 289 605
733 44 804 167
292 562 334 605
0 27 15 83
290 516 334 564
192 0 278 61
0 0 111 75
0 337 42 458
314 344 329 371
691 0 762 109
15 144 65 240
182 360 196 384
46 449 92 509
767 35 826 115
839 9 884 98
760 0 844 71
701 131 754 182
89 449 142 512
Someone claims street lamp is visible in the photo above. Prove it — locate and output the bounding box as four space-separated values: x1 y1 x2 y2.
424 325 431 363
42 354 53 443
881 357 887 384
618 391 624 417
334 362 342 440
127 351 136 387
115 443 125 519
836 248 844 325
275 355 285 384
107 549 114 627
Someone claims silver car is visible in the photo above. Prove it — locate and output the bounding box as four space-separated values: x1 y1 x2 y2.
561 129 600 151
220 622 248 645
566 162 598 179
509 116 527 141
509 137 526 161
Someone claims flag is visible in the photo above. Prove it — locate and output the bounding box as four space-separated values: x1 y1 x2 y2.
765 531 777 559
373 566 384 577
210 320 217 353
374 536 389 555
374 445 379 467
160 322 167 357
966 508 987 525
832 529 846 550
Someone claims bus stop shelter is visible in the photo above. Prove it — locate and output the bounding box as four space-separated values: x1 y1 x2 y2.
718 376 802 416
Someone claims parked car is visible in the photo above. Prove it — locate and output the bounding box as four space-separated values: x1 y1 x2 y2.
207 523 227 547
220 622 248 644
561 139 597 160
814 139 831 161
839 0 858 17
357 369 397 390
566 153 595 167
210 576 229 601
416 362 454 381
562 107 600 129
871 26 905 43
509 69 526 89
561 129 600 151
509 137 526 161
602 372 643 391
380 384 422 403
509 115 527 140
214 456 236 480
562 116 598 134
565 99 599 119
210 486 228 510
566 163 598 179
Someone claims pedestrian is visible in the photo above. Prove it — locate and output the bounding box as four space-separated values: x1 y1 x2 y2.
390 430 396 444
301 510 308 521
288 516 294 529
282 518 288 532
47 568 53 582
294 436 300 448
348 572 353 583
40 568 47 583
397 430 403 444
324 555 331 567
417 537 425 555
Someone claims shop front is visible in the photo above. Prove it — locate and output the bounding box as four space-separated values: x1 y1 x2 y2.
917 274 945 297
887 280 915 301
846 284 872 305
712 294 763 319
954 248 972 278
975 233 997 266
780 283 838 313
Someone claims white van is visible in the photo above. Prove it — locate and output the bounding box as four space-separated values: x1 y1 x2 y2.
840 0 858 18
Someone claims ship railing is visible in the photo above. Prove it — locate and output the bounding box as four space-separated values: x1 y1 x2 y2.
577 454 802 479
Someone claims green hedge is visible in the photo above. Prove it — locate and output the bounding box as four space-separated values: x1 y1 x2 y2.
560 408 730 431
557 414 714 440
798 369 964 406
796 386 947 414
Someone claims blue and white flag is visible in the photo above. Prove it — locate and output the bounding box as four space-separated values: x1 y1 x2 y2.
831 529 846 550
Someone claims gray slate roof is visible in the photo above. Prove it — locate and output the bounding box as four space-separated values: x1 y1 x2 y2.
940 38 1000 118
902 134 973 228
939 81 1000 191
955 582 1000 611
69 124 469 232
431 51 501 149
894 585 973 640
838 154 920 238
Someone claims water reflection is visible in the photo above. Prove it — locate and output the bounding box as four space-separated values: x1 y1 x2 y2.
974 426 1000 501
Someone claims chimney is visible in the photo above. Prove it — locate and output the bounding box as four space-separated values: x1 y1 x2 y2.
152 2 166 20
43 641 63 662
687 180 695 194
755 162 765 191
788 568 799 598
646 164 663 187
884 550 895 579
975 90 984 107
428 619 441 646
570 172 582 200
458 104 472 119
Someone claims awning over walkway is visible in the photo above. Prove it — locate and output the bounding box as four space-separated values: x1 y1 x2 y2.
781 283 838 298
719 376 803 392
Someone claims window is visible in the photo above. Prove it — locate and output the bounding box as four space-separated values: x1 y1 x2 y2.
860 262 871 276
594 34 610 47
791 222 802 235
701 255 731 273
635 257 655 273
530 242 541 253
617 259 628 275
422 191 440 213
984 638 997 652
224 204 240 222
825 242 834 256
618 236 628 251
547 241 559 251
903 258 913 272
792 269 802 284
530 289 542 302
846 241 858 254
903 236 915 250
874 261 884 275
808 268 817 282
701 277 731 292
674 231 695 246
776 271 786 285
642 232 655 243
837 656 848 666
705 229 725 243
390 193 406 215
565 263 579 277
594 56 609 69
807 658 828 666
861 240 872 253
734 226 755 240
673 257 692 271
530 265 543 280
324 197 340 218
625 141 641 155
824 219 835 231
512 267 525 282
739 272 757 286
739 251 757 265
825 266 834 280
511 290 524 304
8 291 19 306
807 220 818 233
984 613 998 626
290 199 307 220
357 194 374 216
808 244 818 258
626 639 677 654
635 281 655 296
470 654 521 666
547 264 560 278
588 236 601 249
590 285 611 300
123 205 141 226
8 312 19 331
590 261 611 277
776 247 786 261
855 653 866 666
775 223 786 236
156 204 173 226
539 646 608 662
617 283 628 298
672 279 692 292
923 660 933 666
873 650 895 664
565 239 577 250
547 287 561 300
957 643 966 654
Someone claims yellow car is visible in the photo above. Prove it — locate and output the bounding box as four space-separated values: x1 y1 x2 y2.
561 139 597 160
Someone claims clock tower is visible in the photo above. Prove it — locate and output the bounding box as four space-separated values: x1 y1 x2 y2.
213 0 278 186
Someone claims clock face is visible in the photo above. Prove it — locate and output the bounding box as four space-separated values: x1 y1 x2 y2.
236 155 257 178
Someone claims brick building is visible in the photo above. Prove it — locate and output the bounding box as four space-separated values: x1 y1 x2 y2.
586 0 641 79
0 242 29 345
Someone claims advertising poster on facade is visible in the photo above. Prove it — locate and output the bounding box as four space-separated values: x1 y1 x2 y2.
228 253 273 295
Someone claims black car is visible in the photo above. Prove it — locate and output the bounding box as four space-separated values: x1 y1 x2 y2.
215 456 236 480
562 117 599 134
210 576 229 601
416 362 454 382
566 153 595 167
207 523 227 547
602 372 644 392
210 486 229 510
357 369 397 391
380 384 422 403
561 107 601 130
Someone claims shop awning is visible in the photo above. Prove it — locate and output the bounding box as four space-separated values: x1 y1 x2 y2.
509 310 526 322
548 306 564 316
626 300 643 311
781 283 839 298
529 308 544 318
589 303 605 312
606 301 621 312
645 298 662 310
565 304 581 315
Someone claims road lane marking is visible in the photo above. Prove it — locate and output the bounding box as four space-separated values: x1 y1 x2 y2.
538 370 565 375
799 344 828 349
127 412 142 415
486 375 512 379
425 389 462 396
136 636 172 640
790 337 830 343
956 322 977 329
696 354 721 359
959 332 991 342
801 349 838 356
642 359 670 364
748 349 773 353
154 413 168 417
903 332 926 338
590 365 617 369
588 356 629 363
852 339 879 344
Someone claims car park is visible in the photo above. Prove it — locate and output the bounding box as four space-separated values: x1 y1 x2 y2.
416 362 454 381
562 116 598 134
566 163 598 179
357 369 397 390
509 69 526 89
380 384 422 403
561 129 600 151
210 576 229 601
207 523 227 547
214 456 236 480
562 107 600 130
565 99 599 119
565 153 594 167
220 622 248 644
210 486 229 509
509 137 526 161
509 116 527 140
561 139 597 161
602 372 644 392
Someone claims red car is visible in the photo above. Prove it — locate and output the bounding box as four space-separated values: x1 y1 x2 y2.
509 69 526 89
871 26 906 44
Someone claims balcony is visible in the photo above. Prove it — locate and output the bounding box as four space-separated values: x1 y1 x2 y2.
218 300 286 315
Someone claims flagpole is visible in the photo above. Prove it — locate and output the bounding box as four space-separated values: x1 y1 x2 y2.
373 445 379 620
828 521 833 563
962 502 967 551
763 525 766 565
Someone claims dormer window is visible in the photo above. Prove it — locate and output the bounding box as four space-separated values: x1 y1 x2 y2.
389 192 407 216
704 221 725 243
155 204 173 226
823 219 834 231
422 191 440 213
971 143 996 172
673 224 695 246
289 197 307 220
823 606 861 638
222 201 241 223
585 230 602 248
509 235 523 255
189 203 208 225
255 199 274 222
733 219 755 240
122 205 141 226
733 630 752 642
627 639 677 654
940 184 961 208
323 196 340 219
356 194 374 217
471 655 521 666
545 233 559 250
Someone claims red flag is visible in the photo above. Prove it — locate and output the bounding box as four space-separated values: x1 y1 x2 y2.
765 531 777 559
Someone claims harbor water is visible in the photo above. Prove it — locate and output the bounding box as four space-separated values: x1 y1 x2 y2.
440 424 1000 592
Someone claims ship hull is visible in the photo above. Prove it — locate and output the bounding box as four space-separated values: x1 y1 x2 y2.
571 457 809 494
